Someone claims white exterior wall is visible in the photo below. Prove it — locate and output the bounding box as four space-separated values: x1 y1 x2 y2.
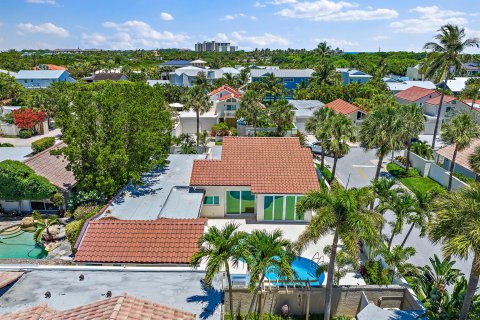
214 99 241 118
178 116 218 135
396 93 440 108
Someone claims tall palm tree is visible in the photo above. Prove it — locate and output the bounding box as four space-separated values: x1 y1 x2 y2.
400 191 432 248
190 222 246 318
441 113 480 191
305 108 336 170
411 140 434 160
461 78 480 110
422 24 480 148
327 114 357 183
399 104 425 171
181 86 211 145
429 183 480 320
237 68 250 88
241 229 294 320
382 192 417 250
316 41 332 57
378 243 417 282
32 211 60 243
372 177 402 235
240 90 264 136
269 99 294 135
359 102 405 181
296 187 382 320
311 60 339 86
194 71 211 93
468 145 480 174
262 73 285 102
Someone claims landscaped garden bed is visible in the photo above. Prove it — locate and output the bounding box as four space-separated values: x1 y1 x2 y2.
386 163 445 196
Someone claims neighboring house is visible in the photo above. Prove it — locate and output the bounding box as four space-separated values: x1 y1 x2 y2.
441 77 472 95
33 64 66 71
384 79 436 94
213 67 241 79
406 63 425 81
0 293 196 320
0 69 17 77
174 107 218 136
169 66 216 87
435 138 480 180
0 142 76 213
159 60 193 68
289 100 324 133
337 68 372 85
462 62 480 76
209 85 243 123
250 68 314 99
74 218 206 266
15 70 75 88
91 73 128 82
190 137 319 222
191 59 207 68
325 99 366 125
146 79 170 86
394 86 440 107
0 106 49 136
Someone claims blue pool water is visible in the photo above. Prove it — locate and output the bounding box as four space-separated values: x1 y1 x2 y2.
265 256 325 287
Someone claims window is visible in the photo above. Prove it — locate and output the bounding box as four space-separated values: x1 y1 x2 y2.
226 191 241 214
226 191 255 214
264 196 273 220
296 196 304 220
274 196 284 220
226 105 236 111
241 191 255 213
283 78 294 83
285 196 295 221
203 196 219 205
263 195 305 221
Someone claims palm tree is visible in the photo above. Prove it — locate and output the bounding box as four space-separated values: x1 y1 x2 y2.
305 108 336 170
359 102 404 181
378 243 417 282
269 99 294 135
372 177 402 235
190 222 246 319
32 211 60 243
461 78 480 110
468 145 480 174
422 24 480 148
327 114 357 183
399 104 425 171
441 113 480 191
411 140 434 160
262 73 285 102
311 60 339 86
296 187 382 320
242 229 294 320
400 191 432 248
382 192 417 250
237 68 250 88
181 86 211 146
194 71 211 93
316 41 332 57
240 90 264 136
428 183 480 320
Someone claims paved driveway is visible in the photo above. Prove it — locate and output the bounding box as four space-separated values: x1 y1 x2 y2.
0 129 61 146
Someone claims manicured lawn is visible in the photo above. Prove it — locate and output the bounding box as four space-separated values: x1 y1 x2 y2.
399 176 442 195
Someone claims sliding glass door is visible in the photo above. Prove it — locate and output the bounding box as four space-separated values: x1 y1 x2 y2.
226 190 255 214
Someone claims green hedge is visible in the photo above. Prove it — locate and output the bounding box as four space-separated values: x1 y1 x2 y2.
386 163 420 178
65 219 85 252
73 205 99 220
18 129 32 139
31 137 55 154
0 143 14 147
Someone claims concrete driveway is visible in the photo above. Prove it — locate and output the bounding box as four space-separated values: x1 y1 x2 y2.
0 129 61 147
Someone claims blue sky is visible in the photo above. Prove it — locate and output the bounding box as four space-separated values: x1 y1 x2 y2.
1 0 479 52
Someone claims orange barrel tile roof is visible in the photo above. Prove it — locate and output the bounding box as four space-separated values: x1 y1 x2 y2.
74 218 206 264
0 271 24 289
425 94 458 105
190 137 319 194
394 86 439 102
436 138 480 172
208 85 240 96
325 98 360 115
1 293 196 320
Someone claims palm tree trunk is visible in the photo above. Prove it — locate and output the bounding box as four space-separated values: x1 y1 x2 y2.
226 264 235 319
320 147 325 170
432 70 450 149
196 109 200 146
405 141 411 171
330 155 338 184
324 228 339 320
447 145 458 192
253 113 257 137
245 274 266 320
375 153 384 181
387 228 395 251
459 254 480 320
400 223 415 248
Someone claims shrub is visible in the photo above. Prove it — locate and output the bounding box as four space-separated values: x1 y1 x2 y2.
387 163 420 178
360 260 391 285
65 219 85 252
395 155 408 166
211 122 230 136
73 205 99 220
18 129 33 139
31 137 55 154
229 127 238 136
453 172 476 184
66 190 106 212
0 143 14 147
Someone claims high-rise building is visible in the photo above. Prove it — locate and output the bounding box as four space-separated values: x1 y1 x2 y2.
195 41 238 52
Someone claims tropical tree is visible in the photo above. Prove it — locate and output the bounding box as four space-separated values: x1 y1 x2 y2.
319 246 358 286
190 222 246 319
359 102 405 181
378 243 417 282
32 211 60 243
441 113 480 191
372 177 402 235
239 90 264 136
262 73 285 102
382 192 417 250
194 71 211 92
296 187 382 320
461 78 480 110
311 60 339 86
182 86 211 145
242 229 294 320
269 99 294 135
400 191 433 248
316 41 332 57
305 107 336 170
327 114 357 183
399 104 425 170
411 140 434 160
468 145 480 174
429 183 480 320
422 24 480 148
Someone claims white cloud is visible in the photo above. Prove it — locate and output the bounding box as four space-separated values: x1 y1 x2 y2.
160 12 174 21
254 1 266 8
82 20 189 49
220 13 257 21
270 0 297 4
26 0 56 4
390 6 467 34
315 38 359 47
275 0 398 21
17 22 69 37
218 31 289 47
251 16 258 20
372 35 390 41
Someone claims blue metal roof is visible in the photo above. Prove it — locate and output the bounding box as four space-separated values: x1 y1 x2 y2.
159 60 192 67
15 70 66 80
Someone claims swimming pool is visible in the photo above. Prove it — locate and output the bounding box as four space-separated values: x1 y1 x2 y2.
265 256 325 287
0 225 47 259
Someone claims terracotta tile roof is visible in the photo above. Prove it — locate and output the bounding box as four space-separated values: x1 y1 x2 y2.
209 85 239 96
74 218 206 264
436 138 480 172
1 294 196 320
0 271 24 289
425 94 457 105
394 86 439 102
325 99 360 115
23 142 76 191
33 64 66 71
190 137 319 194
218 92 242 101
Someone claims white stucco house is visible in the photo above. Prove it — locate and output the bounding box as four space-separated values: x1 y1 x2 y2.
189 137 319 222
289 100 324 133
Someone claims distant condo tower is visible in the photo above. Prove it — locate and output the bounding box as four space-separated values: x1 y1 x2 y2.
195 41 237 52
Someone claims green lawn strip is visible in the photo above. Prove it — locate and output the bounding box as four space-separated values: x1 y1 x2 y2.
399 176 442 195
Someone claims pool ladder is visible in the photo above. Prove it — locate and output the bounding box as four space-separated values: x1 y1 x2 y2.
312 252 325 265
